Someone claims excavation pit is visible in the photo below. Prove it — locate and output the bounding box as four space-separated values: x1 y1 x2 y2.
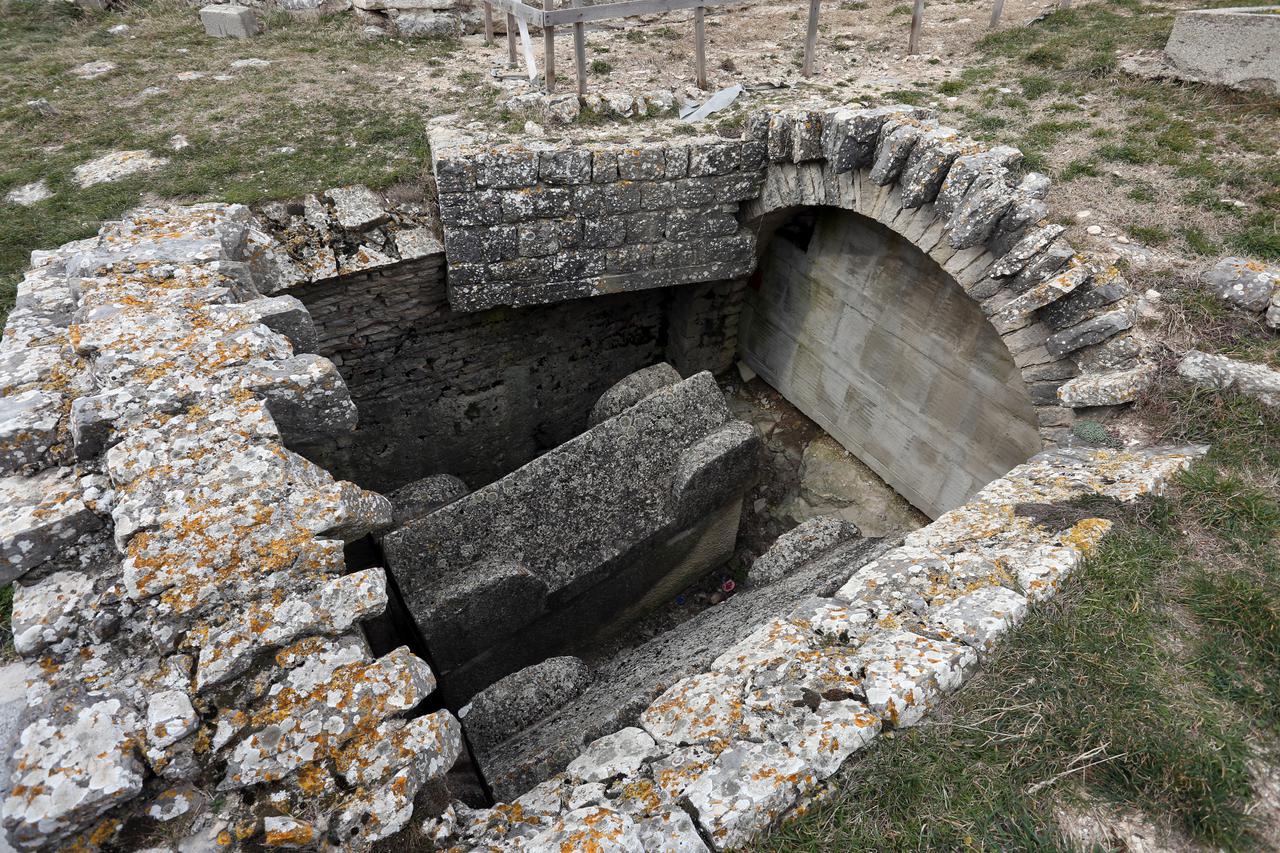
0 102 1189 853
275 114 1090 802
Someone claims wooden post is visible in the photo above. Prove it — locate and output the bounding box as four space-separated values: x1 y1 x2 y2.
908 0 924 55
802 0 820 77
989 0 1003 26
483 0 494 44
544 0 556 93
506 12 518 65
693 5 707 89
573 9 587 95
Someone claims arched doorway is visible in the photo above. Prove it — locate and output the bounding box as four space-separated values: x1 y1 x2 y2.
739 206 1043 518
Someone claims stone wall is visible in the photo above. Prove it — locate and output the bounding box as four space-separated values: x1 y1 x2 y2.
291 254 746 493
429 123 762 312
0 206 460 852
740 209 1044 518
429 104 1163 470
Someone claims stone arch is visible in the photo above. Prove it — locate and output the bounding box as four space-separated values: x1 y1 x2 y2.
741 146 1081 427
723 106 1152 514
738 203 1044 518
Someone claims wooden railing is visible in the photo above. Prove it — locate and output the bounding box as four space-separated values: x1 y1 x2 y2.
482 0 824 94
480 0 1061 98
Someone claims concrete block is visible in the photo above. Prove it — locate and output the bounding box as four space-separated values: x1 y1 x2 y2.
1165 6 1280 95
199 4 260 38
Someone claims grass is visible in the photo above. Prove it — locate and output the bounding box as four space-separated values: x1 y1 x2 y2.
0 583 12 662
0 0 458 320
955 0 1280 261
762 385 1280 852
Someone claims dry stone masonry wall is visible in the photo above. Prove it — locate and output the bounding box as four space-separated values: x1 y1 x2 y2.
0 99 1216 853
430 103 1164 447
0 206 460 852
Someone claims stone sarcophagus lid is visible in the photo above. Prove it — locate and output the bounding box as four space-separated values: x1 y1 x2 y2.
382 364 758 702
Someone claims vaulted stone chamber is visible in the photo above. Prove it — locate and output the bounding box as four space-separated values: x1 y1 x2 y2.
266 104 1150 818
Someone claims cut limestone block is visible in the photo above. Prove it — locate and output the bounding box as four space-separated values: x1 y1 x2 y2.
199 4 260 38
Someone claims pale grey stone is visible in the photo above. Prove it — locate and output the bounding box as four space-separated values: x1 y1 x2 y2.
1177 349 1280 408
199 4 260 37
323 186 389 231
0 389 63 476
860 631 976 727
1057 363 1156 407
10 571 94 654
2 693 144 850
1204 256 1279 313
925 585 1028 655
71 151 169 188
4 182 51 207
71 60 115 79
566 728 660 783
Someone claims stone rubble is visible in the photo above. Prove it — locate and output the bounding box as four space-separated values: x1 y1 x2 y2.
1177 349 1280 409
0 204 459 851
251 185 443 287
428 443 1206 851
1202 256 1280 329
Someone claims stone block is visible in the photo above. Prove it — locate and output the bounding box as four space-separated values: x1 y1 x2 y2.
199 4 260 38
1165 7 1280 95
382 370 757 703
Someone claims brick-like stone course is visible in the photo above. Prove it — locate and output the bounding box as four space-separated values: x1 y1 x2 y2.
431 133 764 312
292 256 745 493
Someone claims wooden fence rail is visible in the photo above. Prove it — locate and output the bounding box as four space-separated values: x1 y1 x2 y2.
481 0 1065 95
483 0 822 94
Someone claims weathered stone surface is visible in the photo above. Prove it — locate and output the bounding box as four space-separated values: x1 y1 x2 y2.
200 3 260 37
10 570 95 654
860 631 976 727
566 727 661 783
72 150 168 187
1045 309 1132 359
1204 256 1279 313
194 568 388 690
388 473 469 524
588 360 683 426
383 369 756 701
4 181 51 207
324 185 389 231
1057 363 1157 407
749 515 860 586
2 692 144 849
222 645 434 788
462 656 592 753
926 585 1028 655
1177 349 1280 408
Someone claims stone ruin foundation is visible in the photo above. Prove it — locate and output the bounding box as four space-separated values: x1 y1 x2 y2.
0 102 1208 852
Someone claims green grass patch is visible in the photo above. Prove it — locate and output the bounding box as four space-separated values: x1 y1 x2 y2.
763 494 1260 851
1059 158 1099 181
1127 223 1170 244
